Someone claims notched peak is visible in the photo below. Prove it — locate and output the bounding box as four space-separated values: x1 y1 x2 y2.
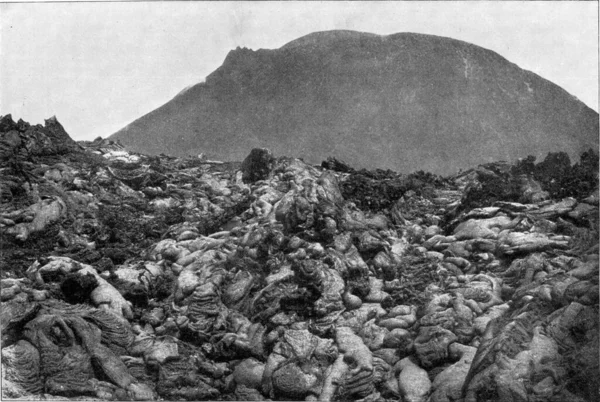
44 116 67 132
0 114 18 132
45 115 59 125
223 46 257 64
43 116 76 142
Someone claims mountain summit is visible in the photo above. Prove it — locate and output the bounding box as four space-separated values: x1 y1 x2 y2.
110 30 598 173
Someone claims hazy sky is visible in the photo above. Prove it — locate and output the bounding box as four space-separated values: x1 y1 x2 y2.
2 2 598 141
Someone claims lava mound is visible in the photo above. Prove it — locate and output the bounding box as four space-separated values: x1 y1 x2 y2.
2 117 599 401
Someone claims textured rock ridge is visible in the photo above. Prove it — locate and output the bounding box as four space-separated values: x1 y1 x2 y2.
2 120 598 401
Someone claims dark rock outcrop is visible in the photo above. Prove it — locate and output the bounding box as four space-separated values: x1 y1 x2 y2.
241 148 275 183
0 114 81 160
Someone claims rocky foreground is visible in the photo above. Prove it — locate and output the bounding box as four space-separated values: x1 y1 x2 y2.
1 115 598 401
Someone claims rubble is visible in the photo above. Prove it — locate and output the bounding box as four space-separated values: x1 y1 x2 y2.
1 116 598 401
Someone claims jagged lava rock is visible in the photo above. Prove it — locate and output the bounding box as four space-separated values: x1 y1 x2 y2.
1 120 598 402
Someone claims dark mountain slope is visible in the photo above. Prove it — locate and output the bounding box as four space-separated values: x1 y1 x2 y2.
110 30 598 174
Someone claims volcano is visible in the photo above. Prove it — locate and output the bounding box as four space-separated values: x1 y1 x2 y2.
110 30 598 174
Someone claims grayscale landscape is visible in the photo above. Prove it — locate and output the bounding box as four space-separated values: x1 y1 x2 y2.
1 4 598 402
